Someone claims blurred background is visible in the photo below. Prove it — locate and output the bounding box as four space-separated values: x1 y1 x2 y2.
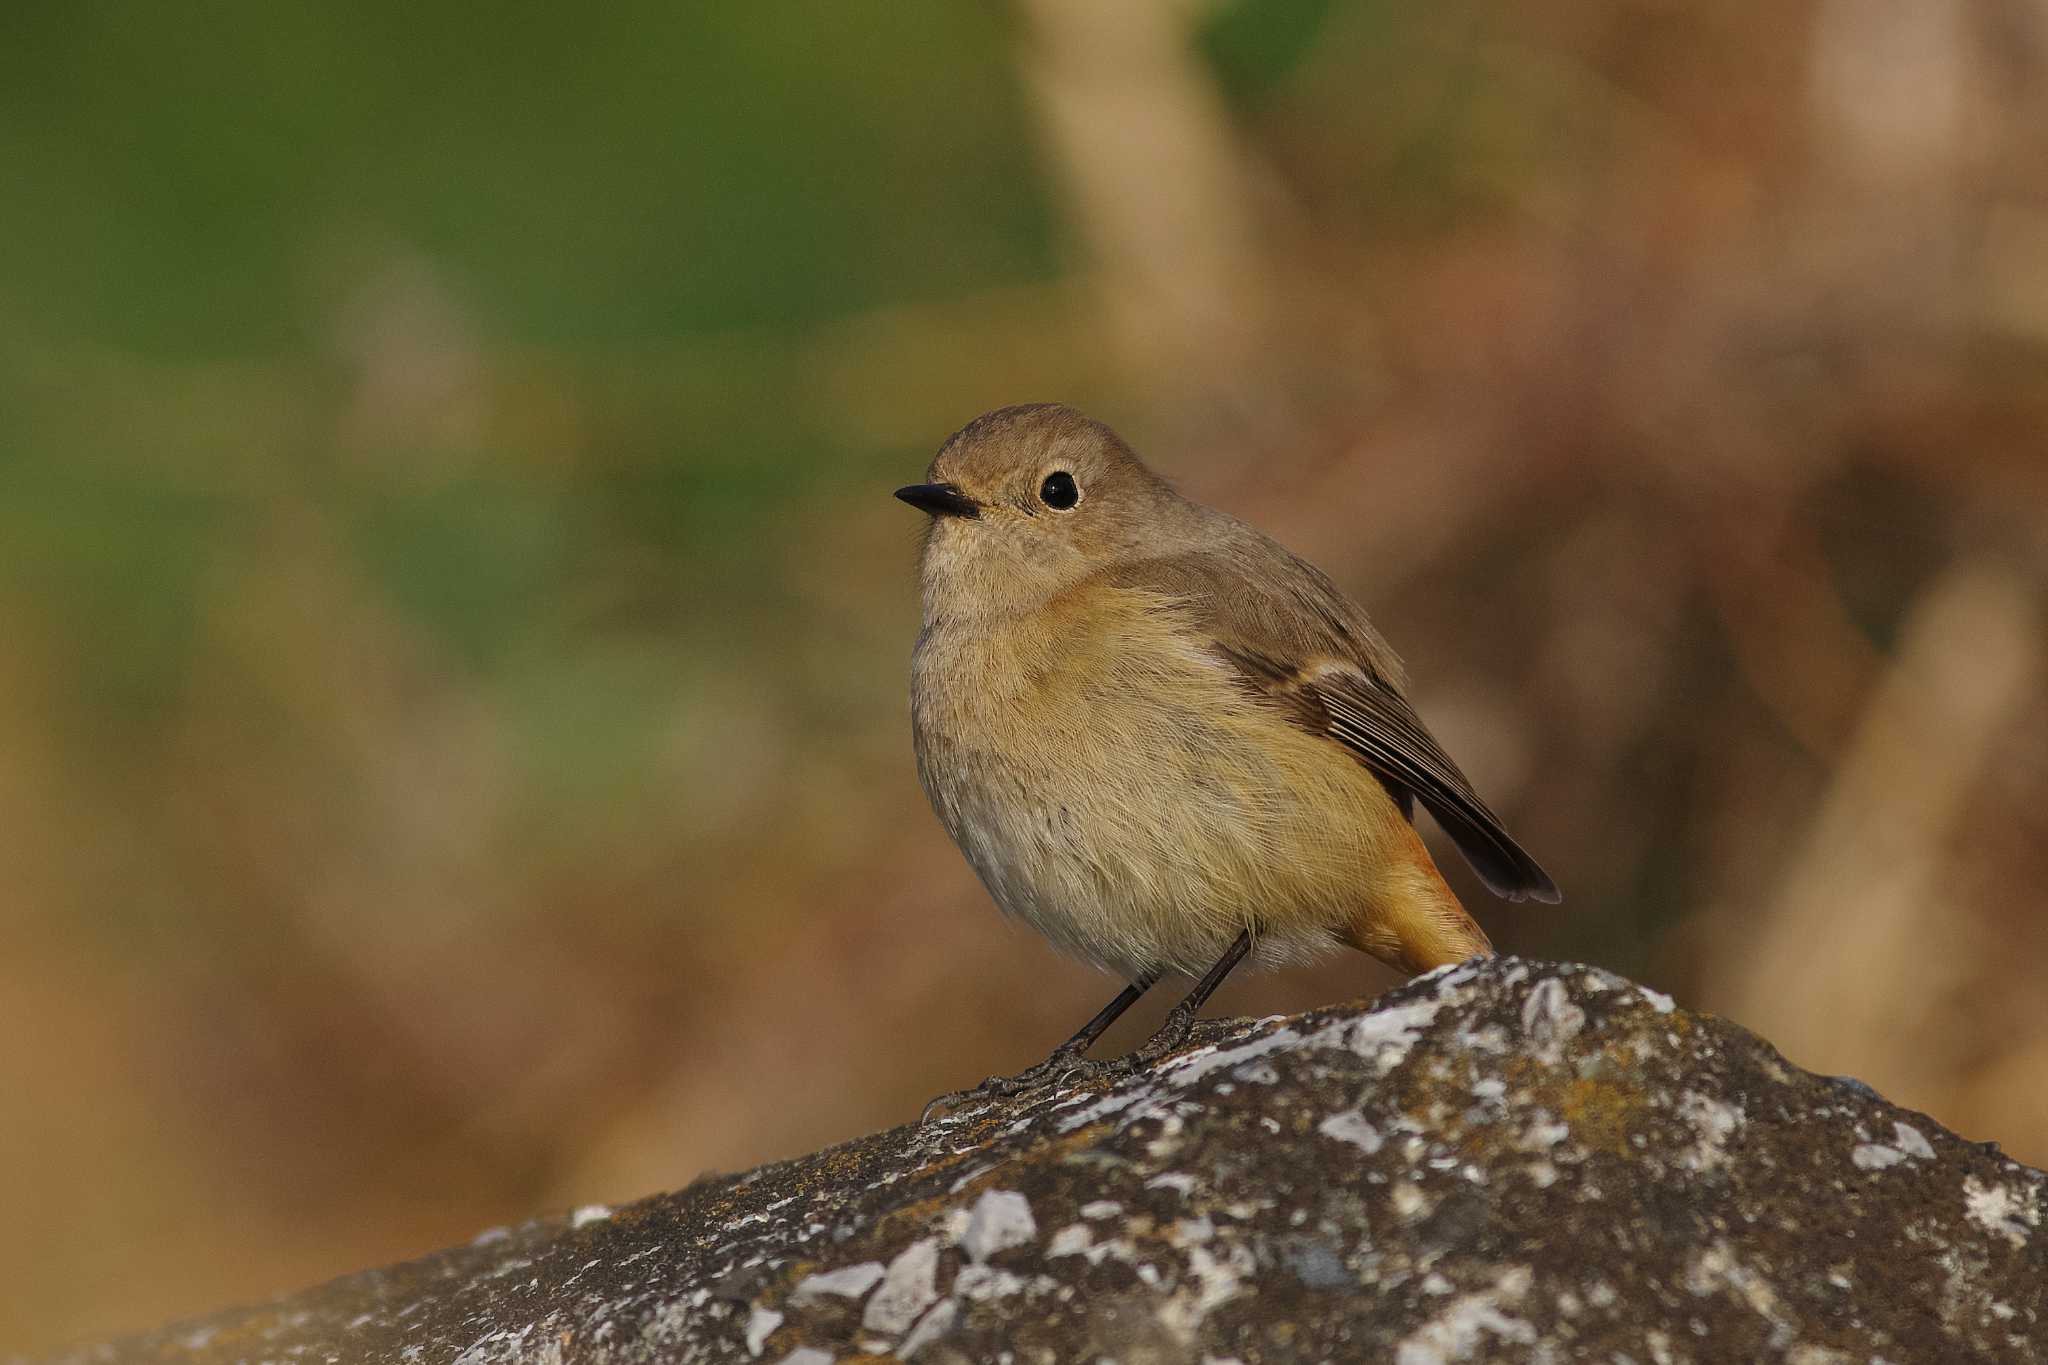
5 0 2048 1351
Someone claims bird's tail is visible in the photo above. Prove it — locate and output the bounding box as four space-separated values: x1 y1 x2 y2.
1333 819 1494 975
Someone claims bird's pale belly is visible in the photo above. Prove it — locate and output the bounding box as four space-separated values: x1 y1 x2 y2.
912 617 1413 980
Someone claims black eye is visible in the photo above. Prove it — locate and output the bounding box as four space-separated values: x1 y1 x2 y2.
1039 470 1080 509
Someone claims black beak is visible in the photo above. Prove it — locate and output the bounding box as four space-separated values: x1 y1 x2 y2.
894 482 980 519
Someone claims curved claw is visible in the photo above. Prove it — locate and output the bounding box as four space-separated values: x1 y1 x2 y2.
919 1047 1121 1124
920 1075 1006 1124
1126 1005 1200 1070
1051 1060 1095 1088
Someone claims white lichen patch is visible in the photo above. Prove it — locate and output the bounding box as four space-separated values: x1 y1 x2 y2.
1078 1200 1123 1220
570 1204 612 1228
1891 1123 1936 1161
1452 1024 1511 1055
1046 1224 1094 1258
960 1190 1036 1262
938 1163 992 1196
862 1238 940 1335
1157 1242 1256 1341
1420 959 1485 990
1685 1241 1786 1327
1392 1266 1536 1365
1077 1235 1139 1269
791 1262 886 1301
953 1264 1029 1301
1963 1176 2041 1247
1330 997 1453 1074
1146 1172 1198 1197
1677 1091 1745 1172
742 1305 782 1357
1851 1122 1935 1173
1638 986 1676 1014
775 1350 833 1365
1146 1112 1190 1157
897 1298 956 1358
1318 1110 1384 1154
1051 1087 1151 1134
1167 1029 1304 1087
1520 978 1587 1054
1390 1182 1433 1222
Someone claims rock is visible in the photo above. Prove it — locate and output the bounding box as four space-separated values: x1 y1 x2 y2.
27 958 2047 1364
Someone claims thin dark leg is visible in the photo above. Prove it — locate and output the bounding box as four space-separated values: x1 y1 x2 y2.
1130 929 1254 1064
921 972 1160 1121
1055 973 1159 1055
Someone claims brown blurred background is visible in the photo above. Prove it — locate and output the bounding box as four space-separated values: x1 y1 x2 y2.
5 0 2048 1352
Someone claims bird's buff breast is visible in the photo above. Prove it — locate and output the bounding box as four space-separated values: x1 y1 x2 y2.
911 589 1404 979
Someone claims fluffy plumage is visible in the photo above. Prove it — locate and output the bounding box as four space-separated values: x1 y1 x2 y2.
906 403 1555 984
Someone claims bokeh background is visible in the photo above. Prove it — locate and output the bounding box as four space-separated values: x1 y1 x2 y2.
6 0 2048 1351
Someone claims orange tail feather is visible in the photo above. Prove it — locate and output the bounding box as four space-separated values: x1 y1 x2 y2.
1335 820 1494 975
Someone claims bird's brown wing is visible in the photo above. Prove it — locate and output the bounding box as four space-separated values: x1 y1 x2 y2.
1109 546 1561 904
1219 644 1560 903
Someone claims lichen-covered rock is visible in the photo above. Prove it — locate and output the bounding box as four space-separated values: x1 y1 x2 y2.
33 959 2047 1364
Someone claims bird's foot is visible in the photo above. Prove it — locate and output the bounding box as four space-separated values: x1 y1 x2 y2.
920 1045 1118 1122
1125 1001 1201 1070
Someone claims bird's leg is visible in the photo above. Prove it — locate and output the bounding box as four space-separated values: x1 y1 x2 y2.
921 974 1159 1121
1127 929 1254 1067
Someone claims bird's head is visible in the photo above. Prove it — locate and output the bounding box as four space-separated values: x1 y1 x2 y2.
897 403 1180 622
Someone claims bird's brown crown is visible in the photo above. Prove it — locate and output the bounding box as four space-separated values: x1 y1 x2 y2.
927 403 1166 519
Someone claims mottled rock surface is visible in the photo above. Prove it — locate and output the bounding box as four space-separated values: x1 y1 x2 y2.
35 959 2047 1364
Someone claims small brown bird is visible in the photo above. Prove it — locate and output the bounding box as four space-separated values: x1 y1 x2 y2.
899 404 1557 1102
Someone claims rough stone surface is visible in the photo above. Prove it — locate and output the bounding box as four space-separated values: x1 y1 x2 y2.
29 958 2048 1364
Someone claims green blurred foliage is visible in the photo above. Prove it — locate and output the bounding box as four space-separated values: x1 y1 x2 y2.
0 2 1054 348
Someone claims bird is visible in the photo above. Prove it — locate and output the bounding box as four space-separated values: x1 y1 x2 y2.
897 403 1557 1108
